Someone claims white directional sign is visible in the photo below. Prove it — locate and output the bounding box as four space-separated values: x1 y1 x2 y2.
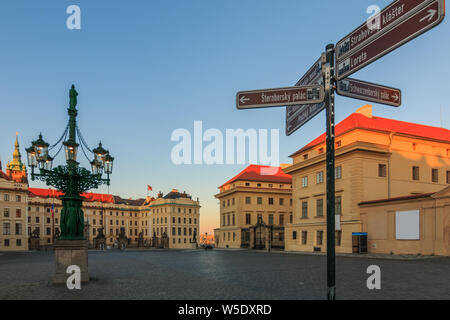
336 0 445 80
236 85 324 110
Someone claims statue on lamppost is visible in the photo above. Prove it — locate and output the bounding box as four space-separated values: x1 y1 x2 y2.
26 85 114 282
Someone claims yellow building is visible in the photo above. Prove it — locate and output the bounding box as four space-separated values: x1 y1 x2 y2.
283 105 450 254
0 134 29 251
359 187 450 256
214 165 292 249
147 189 200 249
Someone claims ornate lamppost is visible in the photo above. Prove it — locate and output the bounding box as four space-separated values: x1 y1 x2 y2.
26 85 114 283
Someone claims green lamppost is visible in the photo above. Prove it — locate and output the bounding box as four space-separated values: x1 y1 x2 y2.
26 85 113 240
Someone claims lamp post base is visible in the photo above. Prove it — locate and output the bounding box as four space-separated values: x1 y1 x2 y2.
53 239 89 284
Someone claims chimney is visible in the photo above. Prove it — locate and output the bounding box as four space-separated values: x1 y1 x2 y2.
355 104 373 118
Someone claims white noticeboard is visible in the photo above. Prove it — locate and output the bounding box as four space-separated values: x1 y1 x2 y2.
395 210 420 240
335 214 341 231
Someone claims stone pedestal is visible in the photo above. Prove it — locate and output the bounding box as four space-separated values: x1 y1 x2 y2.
53 240 89 284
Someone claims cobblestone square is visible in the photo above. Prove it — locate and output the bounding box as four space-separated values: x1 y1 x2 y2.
0 249 449 300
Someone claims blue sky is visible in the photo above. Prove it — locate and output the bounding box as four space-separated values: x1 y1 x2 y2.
0 0 449 233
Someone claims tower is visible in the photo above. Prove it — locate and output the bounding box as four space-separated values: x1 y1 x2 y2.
6 132 28 183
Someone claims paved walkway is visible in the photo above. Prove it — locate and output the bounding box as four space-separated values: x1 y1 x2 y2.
0 249 448 300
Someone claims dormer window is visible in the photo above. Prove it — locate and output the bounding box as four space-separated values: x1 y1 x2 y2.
303 154 309 160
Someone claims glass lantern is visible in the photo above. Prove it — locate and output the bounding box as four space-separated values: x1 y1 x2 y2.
38 154 53 171
93 142 107 166
33 134 49 162
26 146 37 168
63 141 79 162
104 153 114 174
90 159 103 175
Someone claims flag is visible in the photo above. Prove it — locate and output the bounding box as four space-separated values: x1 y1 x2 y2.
51 203 54 218
147 185 153 191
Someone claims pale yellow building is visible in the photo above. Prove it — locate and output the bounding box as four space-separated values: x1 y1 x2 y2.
0 134 29 251
283 105 450 254
214 165 292 249
147 189 200 249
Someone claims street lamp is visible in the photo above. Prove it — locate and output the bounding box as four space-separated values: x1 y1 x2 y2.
26 85 114 240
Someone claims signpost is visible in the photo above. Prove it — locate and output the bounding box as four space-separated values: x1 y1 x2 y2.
235 0 444 300
336 0 438 61
337 78 401 107
236 85 324 109
337 0 445 80
286 58 324 136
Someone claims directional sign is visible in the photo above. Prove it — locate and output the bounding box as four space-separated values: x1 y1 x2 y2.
337 0 445 80
286 103 326 137
337 0 436 61
286 58 324 136
337 78 401 107
236 85 324 109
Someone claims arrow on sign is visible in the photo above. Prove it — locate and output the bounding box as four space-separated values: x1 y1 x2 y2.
392 93 400 101
420 9 437 22
240 96 250 104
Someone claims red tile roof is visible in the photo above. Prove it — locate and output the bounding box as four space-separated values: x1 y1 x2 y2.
219 165 292 188
29 188 115 204
291 112 450 157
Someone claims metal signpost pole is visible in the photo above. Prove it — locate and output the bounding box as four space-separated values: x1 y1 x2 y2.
324 44 336 300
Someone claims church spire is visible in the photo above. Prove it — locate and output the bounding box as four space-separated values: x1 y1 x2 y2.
6 132 27 183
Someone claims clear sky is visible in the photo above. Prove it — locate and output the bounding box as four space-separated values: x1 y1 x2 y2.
0 0 449 234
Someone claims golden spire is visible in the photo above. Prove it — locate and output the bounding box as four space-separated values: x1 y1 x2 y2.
6 132 25 172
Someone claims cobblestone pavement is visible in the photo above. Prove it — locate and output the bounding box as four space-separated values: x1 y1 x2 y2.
0 249 448 300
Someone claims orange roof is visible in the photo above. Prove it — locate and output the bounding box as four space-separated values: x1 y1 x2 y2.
29 188 115 204
219 165 292 188
291 111 450 157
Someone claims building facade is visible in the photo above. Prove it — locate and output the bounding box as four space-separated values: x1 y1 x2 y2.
214 165 292 249
283 105 450 254
147 189 200 249
0 134 29 251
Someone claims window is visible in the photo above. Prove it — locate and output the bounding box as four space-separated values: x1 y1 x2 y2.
335 166 342 179
335 196 342 215
268 198 274 205
4 239 9 247
222 215 225 226
172 227 176 236
316 199 324 217
316 171 324 184
302 176 308 188
246 214 251 225
303 154 309 160
16 195 21 202
245 182 250 187
279 214 284 226
316 231 323 245
268 184 273 188
232 214 235 225
292 231 297 240
318 148 324 154
257 197 262 205
223 201 225 208
336 230 342 246
447 171 450 184
279 198 284 205
432 169 439 183
15 223 22 235
336 141 342 148
268 214 274 225
245 197 251 204
227 199 230 207
378 164 387 177
302 231 307 245
46 217 50 224
289 214 293 224
36 217 40 223
3 208 10 218
16 239 21 246
3 223 11 235
4 194 10 201
227 215 230 226
301 201 308 218
290 199 293 206
412 166 420 181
